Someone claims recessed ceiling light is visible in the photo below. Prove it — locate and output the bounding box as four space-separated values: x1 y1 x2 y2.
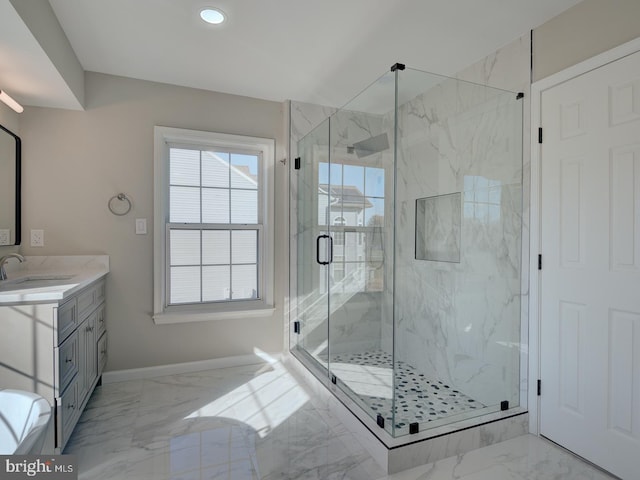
200 8 225 25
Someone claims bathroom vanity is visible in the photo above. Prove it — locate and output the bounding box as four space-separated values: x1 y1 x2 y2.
0 256 109 453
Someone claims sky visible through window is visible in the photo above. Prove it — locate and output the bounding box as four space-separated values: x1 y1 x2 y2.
229 153 258 176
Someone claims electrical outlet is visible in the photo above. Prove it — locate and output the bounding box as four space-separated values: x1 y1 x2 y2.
0 229 10 245
30 229 44 247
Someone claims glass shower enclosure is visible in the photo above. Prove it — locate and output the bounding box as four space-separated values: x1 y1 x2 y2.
290 65 524 439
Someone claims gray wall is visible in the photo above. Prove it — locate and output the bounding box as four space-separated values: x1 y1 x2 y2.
19 72 286 370
534 0 640 81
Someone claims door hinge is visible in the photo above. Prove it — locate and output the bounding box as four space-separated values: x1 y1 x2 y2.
538 127 543 144
516 92 524 100
294 157 301 170
293 321 300 334
538 254 542 271
537 379 541 396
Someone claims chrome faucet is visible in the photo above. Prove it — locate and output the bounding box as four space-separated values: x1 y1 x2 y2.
0 253 25 281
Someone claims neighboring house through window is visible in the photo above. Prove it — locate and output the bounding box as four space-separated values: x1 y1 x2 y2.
318 162 385 292
332 216 346 245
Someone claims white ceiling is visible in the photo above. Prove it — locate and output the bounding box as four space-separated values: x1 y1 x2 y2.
3 0 583 110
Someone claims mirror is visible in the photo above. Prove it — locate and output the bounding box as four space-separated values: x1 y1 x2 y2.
0 124 21 245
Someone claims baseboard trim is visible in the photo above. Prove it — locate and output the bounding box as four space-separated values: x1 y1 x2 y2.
102 352 282 384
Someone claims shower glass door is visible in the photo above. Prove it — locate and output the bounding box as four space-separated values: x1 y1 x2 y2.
294 120 331 370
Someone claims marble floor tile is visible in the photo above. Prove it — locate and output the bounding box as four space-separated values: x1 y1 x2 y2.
65 360 616 480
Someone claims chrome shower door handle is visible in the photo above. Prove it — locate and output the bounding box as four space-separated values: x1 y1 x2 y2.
316 235 331 265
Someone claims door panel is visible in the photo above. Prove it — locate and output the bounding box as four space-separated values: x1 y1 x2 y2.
540 49 640 480
294 120 331 367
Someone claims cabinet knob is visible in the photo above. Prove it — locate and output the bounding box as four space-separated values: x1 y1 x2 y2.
67 403 75 410
65 357 73 363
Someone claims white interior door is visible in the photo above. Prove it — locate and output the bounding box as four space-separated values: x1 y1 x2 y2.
539 50 640 480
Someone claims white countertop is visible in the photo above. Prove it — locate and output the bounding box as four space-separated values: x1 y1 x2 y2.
0 255 109 304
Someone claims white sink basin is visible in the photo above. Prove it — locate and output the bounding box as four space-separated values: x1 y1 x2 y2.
0 274 75 291
0 389 51 454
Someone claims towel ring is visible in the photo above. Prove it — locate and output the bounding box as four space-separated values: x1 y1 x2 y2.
108 193 132 216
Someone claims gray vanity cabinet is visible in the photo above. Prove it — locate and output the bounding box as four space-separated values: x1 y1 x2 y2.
0 276 108 453
56 279 106 451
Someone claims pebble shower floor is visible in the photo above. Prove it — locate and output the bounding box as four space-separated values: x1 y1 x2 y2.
325 350 484 431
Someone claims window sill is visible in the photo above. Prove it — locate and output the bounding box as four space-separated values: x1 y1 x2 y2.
153 305 276 325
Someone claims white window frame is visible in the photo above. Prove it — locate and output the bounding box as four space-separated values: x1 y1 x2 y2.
153 126 275 324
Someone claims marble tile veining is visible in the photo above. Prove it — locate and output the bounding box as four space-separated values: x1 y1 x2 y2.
66 360 615 480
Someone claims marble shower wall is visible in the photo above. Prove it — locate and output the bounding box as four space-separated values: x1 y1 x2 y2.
393 34 530 408
329 107 395 355
456 34 532 407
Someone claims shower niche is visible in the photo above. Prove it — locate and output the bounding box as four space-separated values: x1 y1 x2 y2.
289 64 526 469
415 193 462 263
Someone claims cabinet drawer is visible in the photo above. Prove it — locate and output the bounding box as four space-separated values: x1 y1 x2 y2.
77 280 105 320
58 380 79 449
56 299 77 344
98 333 107 375
96 304 106 339
57 331 79 394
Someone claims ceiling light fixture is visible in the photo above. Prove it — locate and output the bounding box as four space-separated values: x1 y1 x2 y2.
200 8 226 25
0 90 24 113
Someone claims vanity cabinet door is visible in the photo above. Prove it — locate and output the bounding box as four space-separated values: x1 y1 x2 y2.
96 303 106 339
97 333 107 375
77 317 89 403
77 309 100 406
84 311 98 397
